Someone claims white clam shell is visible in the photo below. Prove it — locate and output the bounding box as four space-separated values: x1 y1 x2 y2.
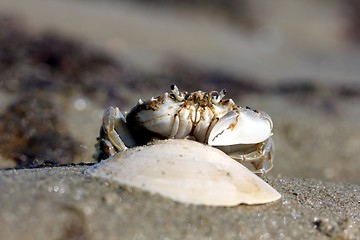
86 139 281 206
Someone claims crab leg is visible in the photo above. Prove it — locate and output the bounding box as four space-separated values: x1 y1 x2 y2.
102 107 136 152
216 138 274 174
98 138 118 157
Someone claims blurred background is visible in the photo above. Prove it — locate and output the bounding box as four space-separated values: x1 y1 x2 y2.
0 0 360 183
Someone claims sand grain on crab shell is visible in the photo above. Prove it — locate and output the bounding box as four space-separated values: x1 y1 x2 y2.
86 139 281 206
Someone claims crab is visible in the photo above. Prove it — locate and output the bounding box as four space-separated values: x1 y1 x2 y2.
96 85 274 174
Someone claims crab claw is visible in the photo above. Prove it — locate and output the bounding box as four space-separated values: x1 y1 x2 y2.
208 109 272 146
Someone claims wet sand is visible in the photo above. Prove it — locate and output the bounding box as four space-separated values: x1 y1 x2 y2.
1 0 360 84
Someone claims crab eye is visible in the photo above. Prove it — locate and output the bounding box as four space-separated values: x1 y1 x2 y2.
211 92 219 98
171 84 185 101
210 89 226 104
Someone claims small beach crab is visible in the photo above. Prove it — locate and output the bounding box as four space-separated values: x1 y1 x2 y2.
96 85 274 174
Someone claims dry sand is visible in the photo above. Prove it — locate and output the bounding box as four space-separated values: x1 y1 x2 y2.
0 166 359 239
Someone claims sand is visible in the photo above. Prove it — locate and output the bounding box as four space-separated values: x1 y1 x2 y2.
0 166 359 240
